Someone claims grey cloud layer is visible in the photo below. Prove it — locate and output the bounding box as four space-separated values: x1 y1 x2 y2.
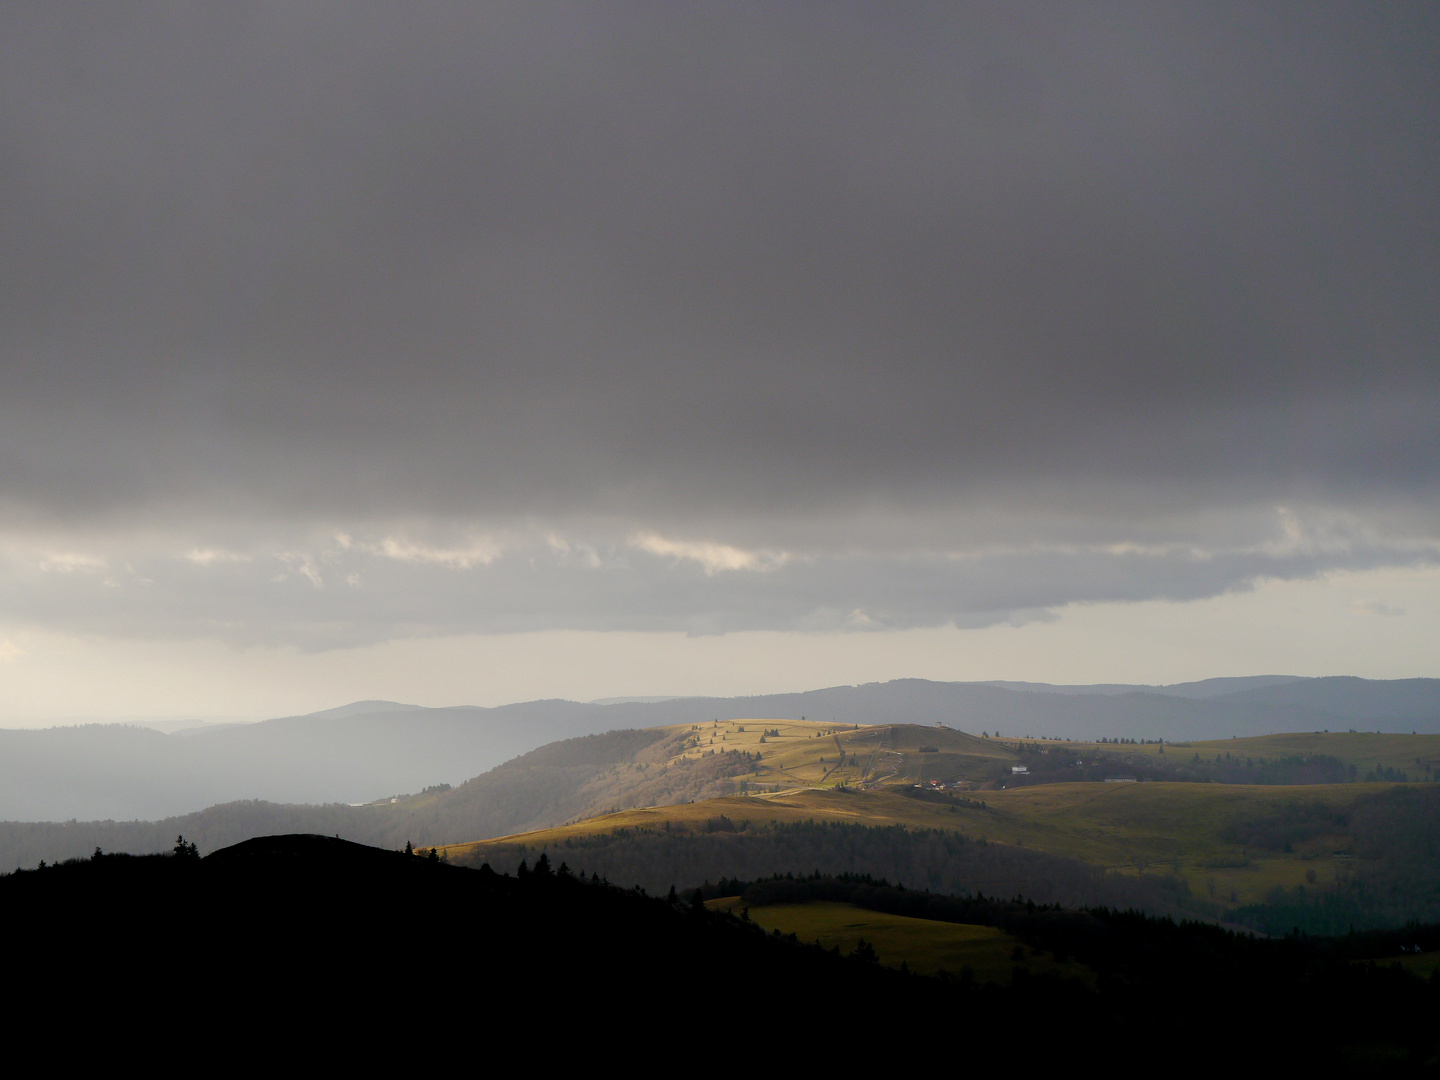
1 5 1436 640
3 509 1432 646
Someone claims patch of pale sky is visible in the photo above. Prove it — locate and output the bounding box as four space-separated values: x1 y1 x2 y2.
37 553 106 574
0 563 1433 727
1350 599 1406 617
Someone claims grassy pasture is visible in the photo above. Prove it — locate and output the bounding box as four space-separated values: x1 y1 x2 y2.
705 898 1085 984
442 719 1436 867
647 721 1440 799
980 781 1390 903
673 717 1016 791
1056 731 1440 779
749 728 1440 788
441 785 952 860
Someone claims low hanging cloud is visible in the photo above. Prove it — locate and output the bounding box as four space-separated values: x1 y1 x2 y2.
630 532 790 575
370 536 504 571
185 548 251 566
0 506 1429 648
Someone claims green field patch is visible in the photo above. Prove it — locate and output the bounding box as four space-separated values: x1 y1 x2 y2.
1394 950 1440 978
1077 731 1440 782
976 781 1395 903
708 898 1087 985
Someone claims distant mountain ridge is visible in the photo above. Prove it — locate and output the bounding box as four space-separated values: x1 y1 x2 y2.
591 676 1440 739
980 675 1308 698
1 675 1435 822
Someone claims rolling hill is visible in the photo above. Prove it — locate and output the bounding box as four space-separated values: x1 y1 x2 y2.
5 675 1436 821
6 701 1440 934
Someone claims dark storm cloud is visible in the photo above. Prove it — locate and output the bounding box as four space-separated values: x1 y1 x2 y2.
0 4 1436 641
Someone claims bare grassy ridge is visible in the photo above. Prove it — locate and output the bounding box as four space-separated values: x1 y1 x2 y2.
387 727 723 838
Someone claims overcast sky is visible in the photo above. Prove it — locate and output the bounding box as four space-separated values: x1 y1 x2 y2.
1 4 1436 721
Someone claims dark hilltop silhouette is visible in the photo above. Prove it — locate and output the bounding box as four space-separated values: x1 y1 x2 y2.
7 833 1437 1065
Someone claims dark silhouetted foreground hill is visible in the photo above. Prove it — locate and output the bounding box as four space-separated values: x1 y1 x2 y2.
7 836 1436 1066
